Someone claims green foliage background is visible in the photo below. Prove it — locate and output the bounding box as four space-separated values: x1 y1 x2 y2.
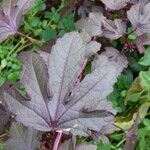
0 0 150 149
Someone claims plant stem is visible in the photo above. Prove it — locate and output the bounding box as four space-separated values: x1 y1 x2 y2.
23 20 35 31
52 131 63 150
113 123 126 134
0 133 7 140
111 145 117 149
116 138 126 148
78 58 88 81
7 39 23 57
126 28 137 36
16 43 33 54
16 31 41 44
57 0 65 13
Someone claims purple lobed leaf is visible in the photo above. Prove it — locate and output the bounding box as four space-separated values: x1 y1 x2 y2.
4 122 40 150
75 12 105 37
127 1 150 35
136 34 150 54
4 32 127 136
102 19 127 40
101 0 130 10
0 0 35 43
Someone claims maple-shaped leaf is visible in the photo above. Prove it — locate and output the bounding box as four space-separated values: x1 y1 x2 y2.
0 0 34 43
4 122 40 150
127 2 150 35
76 12 105 37
103 19 126 40
101 0 130 10
4 32 126 136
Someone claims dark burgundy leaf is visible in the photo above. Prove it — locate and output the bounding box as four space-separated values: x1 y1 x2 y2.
4 122 40 150
0 104 11 129
4 32 126 137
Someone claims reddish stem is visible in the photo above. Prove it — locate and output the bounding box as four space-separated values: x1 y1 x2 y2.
41 141 46 150
79 58 88 80
52 131 63 150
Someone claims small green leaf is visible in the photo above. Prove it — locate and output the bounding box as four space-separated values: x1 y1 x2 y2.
0 76 5 87
44 11 60 23
97 140 111 150
127 27 133 33
128 34 137 41
121 90 127 97
11 64 20 70
33 29 43 36
29 17 41 27
139 102 150 120
42 20 48 28
140 71 150 92
130 93 141 102
0 59 7 69
42 28 56 41
128 56 146 72
139 47 150 66
7 72 19 83
143 119 150 126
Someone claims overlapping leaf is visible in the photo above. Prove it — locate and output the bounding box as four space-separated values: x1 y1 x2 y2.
0 83 11 129
100 47 128 74
80 32 101 56
124 115 139 150
101 0 130 10
0 0 34 43
139 71 150 92
96 124 115 143
131 0 150 4
0 104 11 129
4 32 127 136
127 2 150 35
4 122 40 150
136 34 150 54
139 46 150 66
76 12 105 37
103 19 126 40
59 139 97 150
125 77 142 104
